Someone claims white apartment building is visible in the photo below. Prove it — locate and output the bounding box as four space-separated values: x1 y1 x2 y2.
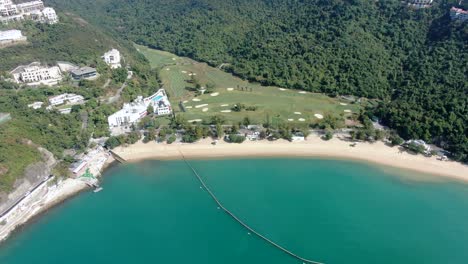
0 0 58 24
0 29 26 45
108 89 172 128
10 62 62 86
102 49 122 69
48 93 84 106
450 7 468 21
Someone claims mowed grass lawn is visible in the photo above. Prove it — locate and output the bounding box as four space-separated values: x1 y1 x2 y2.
136 45 360 125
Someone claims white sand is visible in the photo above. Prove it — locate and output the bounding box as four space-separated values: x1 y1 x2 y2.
314 114 324 119
172 58 176 61
340 103 348 106
288 119 294 121
202 108 209 112
114 137 468 182
221 104 229 107
221 110 232 113
279 88 286 91
294 112 302 115
195 104 208 108
298 118 306 122
211 92 220 97
344 110 352 113
181 71 187 74
188 119 202 123
227 88 234 91
299 91 307 94
183 100 188 103
185 106 193 109
192 98 201 102
166 68 170 71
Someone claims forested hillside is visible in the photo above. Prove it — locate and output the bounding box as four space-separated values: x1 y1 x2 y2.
48 0 467 161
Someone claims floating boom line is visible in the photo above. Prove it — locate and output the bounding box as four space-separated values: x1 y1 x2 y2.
178 150 324 264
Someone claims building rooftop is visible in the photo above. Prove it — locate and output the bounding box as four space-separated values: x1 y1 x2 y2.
70 66 97 76
0 29 24 41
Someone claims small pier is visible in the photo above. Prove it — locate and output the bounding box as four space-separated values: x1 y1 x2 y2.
179 151 324 264
109 150 127 164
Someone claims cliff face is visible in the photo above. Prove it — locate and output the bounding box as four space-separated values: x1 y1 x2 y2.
0 147 57 212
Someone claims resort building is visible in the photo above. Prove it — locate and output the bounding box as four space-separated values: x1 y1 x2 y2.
102 49 122 69
408 0 433 8
450 7 468 21
70 66 98 80
144 89 172 116
0 29 26 46
10 62 62 86
108 89 172 128
48 93 84 106
108 96 148 127
0 0 58 24
27 101 44 109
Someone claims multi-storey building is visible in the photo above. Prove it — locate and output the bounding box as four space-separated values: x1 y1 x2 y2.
102 49 122 69
0 29 26 46
10 62 62 86
108 89 172 128
48 93 84 106
0 0 58 24
408 0 434 8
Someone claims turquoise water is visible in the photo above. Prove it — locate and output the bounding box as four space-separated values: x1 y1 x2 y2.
1 158 468 263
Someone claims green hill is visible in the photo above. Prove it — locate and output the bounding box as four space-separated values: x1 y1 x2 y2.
48 0 468 162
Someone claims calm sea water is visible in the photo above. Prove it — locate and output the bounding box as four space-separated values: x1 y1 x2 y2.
1 158 468 264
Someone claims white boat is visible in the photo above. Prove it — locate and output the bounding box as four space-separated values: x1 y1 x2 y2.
93 187 103 193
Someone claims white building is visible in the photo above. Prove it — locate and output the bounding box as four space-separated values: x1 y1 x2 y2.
108 89 172 128
408 0 433 8
27 101 43 109
108 96 148 127
450 7 468 21
10 62 62 86
0 29 26 45
0 0 58 24
102 49 122 69
48 93 84 106
40 7 58 24
144 89 172 116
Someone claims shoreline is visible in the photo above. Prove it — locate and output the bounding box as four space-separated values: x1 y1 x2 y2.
113 135 468 182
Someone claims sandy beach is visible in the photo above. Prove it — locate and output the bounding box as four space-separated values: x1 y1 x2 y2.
113 135 468 182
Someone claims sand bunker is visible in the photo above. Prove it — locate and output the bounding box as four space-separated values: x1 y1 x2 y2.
298 118 306 122
221 104 229 107
227 88 234 91
183 100 188 103
188 119 202 123
185 106 193 109
195 104 208 108
202 108 209 112
211 92 220 97
294 112 302 115
344 109 352 113
288 119 294 122
166 68 170 71
279 88 286 91
192 98 201 102
221 110 232 113
340 103 348 106
172 58 176 61
299 91 307 94
181 71 187 74
314 114 324 119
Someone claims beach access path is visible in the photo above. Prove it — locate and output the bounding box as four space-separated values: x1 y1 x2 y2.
113 135 468 182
